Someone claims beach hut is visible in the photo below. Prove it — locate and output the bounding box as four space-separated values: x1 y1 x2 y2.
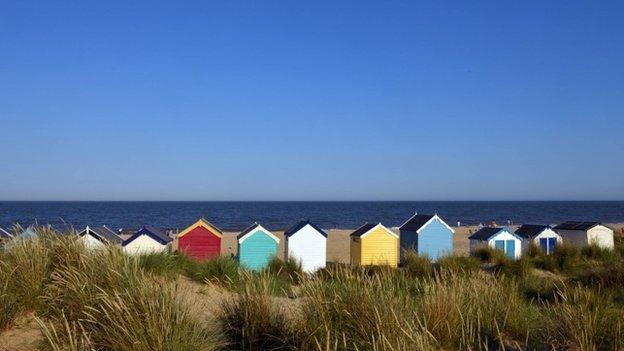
469 227 522 260
284 220 327 273
78 225 123 249
350 223 399 267
122 226 172 255
514 224 561 254
399 213 454 261
553 221 614 249
237 223 279 271
177 218 223 261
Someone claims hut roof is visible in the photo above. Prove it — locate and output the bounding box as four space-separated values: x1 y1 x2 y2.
284 220 327 238
399 213 455 233
468 227 511 241
553 221 601 231
122 226 172 247
350 223 377 237
178 218 223 238
514 224 551 239
80 226 123 244
237 223 279 243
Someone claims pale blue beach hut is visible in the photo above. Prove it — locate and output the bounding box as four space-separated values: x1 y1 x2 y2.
237 223 280 271
399 213 454 261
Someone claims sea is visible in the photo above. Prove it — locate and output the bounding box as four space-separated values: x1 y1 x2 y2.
0 201 623 232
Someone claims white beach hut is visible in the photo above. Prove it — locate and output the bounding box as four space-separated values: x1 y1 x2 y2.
78 225 123 249
122 226 172 255
553 221 614 249
284 220 327 273
514 224 561 255
469 227 522 260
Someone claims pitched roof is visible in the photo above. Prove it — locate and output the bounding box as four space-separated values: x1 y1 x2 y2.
122 226 172 247
514 224 551 239
237 223 260 240
80 226 123 244
284 220 327 238
350 223 377 237
399 214 435 231
553 221 601 231
468 227 507 241
0 227 13 239
236 223 280 243
178 218 223 239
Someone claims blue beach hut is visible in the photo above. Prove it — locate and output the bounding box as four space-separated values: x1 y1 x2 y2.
237 223 280 271
399 213 454 261
469 227 522 260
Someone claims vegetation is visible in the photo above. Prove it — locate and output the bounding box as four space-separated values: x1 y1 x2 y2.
1 227 624 350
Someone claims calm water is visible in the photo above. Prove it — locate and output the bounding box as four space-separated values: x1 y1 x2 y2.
1 201 623 232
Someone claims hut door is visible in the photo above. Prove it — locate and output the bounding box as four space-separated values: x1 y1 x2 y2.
494 240 505 252
547 238 557 254
539 238 548 252
505 240 515 259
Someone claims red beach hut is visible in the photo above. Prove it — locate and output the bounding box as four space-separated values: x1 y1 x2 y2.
177 218 223 260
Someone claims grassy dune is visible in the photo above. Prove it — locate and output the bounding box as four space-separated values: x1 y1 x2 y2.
1 227 624 350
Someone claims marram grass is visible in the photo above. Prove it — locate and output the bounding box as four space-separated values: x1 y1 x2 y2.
1 226 624 350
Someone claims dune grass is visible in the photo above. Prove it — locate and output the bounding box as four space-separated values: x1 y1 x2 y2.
2 226 624 350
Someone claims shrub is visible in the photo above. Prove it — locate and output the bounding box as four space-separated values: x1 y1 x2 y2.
575 261 624 290
551 243 582 274
418 271 540 349
218 275 294 350
436 255 480 275
3 235 52 310
137 251 188 278
471 245 507 263
299 266 432 350
544 286 624 350
0 262 21 331
185 256 241 285
494 256 533 278
581 244 618 262
38 239 224 351
400 250 434 278
520 274 564 303
265 256 303 285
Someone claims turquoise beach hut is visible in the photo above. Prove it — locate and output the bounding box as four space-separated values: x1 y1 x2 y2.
237 223 280 271
399 213 455 261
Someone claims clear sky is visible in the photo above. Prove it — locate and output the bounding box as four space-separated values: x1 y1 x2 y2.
1 1 623 201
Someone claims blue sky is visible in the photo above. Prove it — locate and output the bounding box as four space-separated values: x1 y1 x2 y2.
1 1 623 201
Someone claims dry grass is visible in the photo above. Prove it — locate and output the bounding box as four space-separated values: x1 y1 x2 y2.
1 226 624 350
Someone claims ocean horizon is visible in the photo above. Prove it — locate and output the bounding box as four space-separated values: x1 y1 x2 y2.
1 201 623 231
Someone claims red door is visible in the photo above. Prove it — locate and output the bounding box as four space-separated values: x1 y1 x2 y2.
179 227 221 261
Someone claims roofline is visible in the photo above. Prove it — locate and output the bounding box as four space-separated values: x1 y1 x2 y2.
238 223 280 244
285 221 328 238
470 227 523 241
122 227 170 247
177 218 223 239
398 212 421 230
416 214 455 234
360 223 399 239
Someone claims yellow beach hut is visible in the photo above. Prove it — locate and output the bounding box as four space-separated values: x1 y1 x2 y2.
350 223 399 267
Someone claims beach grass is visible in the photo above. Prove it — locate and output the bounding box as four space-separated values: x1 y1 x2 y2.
2 226 624 350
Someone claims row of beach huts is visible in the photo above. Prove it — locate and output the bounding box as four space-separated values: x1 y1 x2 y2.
0 214 616 273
